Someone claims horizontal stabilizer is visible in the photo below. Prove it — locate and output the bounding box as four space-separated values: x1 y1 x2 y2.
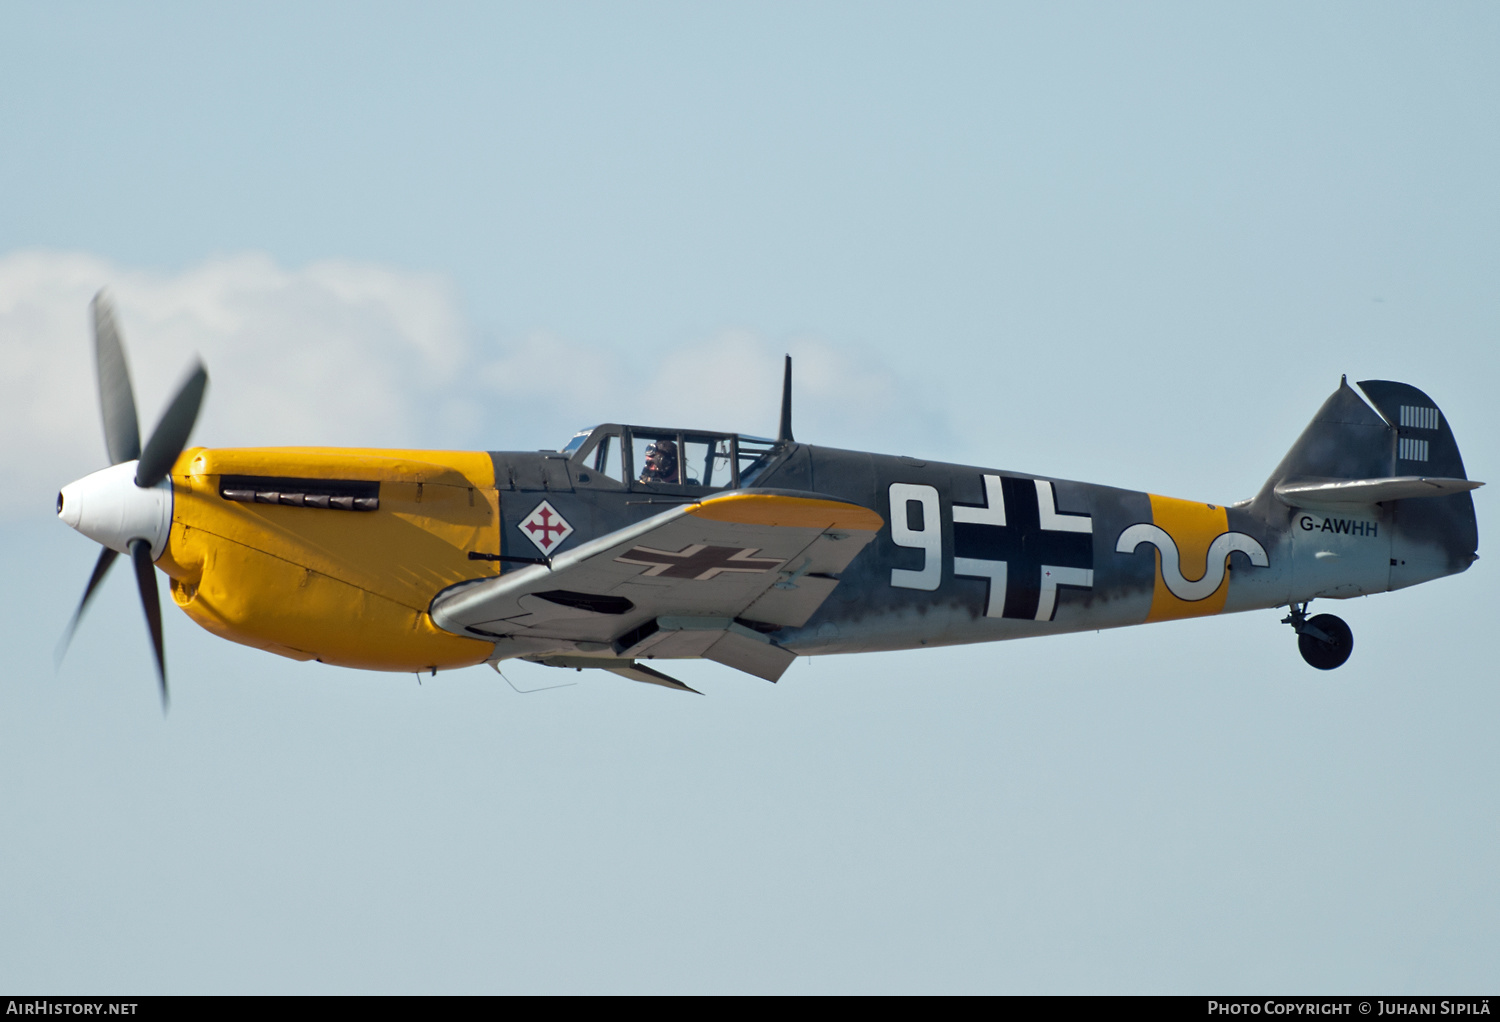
1275 476 1484 510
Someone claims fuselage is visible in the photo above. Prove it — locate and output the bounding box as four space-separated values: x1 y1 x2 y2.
58 420 1476 674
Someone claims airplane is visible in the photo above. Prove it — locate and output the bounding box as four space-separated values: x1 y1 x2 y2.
57 293 1482 703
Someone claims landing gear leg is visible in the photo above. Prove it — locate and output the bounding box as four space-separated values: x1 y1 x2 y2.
1282 602 1354 670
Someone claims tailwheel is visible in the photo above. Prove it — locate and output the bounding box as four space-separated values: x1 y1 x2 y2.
1282 603 1354 670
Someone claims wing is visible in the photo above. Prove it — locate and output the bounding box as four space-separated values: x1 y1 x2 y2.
431 491 883 682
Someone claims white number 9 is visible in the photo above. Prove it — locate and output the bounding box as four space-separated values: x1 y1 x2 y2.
889 483 941 591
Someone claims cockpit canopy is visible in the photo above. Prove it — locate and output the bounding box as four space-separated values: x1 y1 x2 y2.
561 424 780 491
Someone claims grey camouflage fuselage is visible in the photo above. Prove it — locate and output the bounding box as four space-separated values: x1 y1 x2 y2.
462 378 1479 672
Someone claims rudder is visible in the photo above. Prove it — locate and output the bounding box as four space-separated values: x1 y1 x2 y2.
1355 380 1470 481
1357 379 1479 585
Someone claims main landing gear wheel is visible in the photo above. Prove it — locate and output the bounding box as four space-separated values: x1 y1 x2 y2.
1282 603 1354 670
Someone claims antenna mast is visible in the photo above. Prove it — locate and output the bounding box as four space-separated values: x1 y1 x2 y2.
777 355 794 443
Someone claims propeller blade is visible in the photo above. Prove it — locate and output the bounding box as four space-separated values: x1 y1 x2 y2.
55 546 120 666
135 362 208 488
92 292 142 466
129 538 168 709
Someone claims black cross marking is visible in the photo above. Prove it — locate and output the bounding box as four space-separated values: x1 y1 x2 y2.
953 476 1093 621
615 544 784 581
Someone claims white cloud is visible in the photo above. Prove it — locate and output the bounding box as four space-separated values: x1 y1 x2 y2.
1 250 952 522
0 250 475 521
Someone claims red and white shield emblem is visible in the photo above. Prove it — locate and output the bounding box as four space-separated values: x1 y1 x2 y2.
519 500 573 555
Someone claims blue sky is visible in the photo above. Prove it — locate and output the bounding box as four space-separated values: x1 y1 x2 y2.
2 3 1497 992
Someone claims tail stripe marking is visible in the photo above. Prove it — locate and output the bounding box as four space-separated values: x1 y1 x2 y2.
1398 437 1430 462
1399 405 1439 430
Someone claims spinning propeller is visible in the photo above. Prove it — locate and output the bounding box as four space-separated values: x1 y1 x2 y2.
56 292 208 708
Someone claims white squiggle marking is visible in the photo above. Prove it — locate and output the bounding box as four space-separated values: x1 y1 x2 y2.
1115 524 1269 602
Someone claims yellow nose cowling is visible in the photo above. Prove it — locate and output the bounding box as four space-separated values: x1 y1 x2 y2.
156 446 500 672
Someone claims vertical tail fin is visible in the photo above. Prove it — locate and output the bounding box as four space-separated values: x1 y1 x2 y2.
1254 377 1478 587
1252 377 1391 507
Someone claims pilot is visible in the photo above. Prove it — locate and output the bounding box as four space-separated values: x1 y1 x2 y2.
638 439 679 484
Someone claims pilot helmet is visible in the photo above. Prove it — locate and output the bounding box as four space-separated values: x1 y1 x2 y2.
645 440 678 474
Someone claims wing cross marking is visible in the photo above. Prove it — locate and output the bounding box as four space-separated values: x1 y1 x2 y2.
615 544 785 581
